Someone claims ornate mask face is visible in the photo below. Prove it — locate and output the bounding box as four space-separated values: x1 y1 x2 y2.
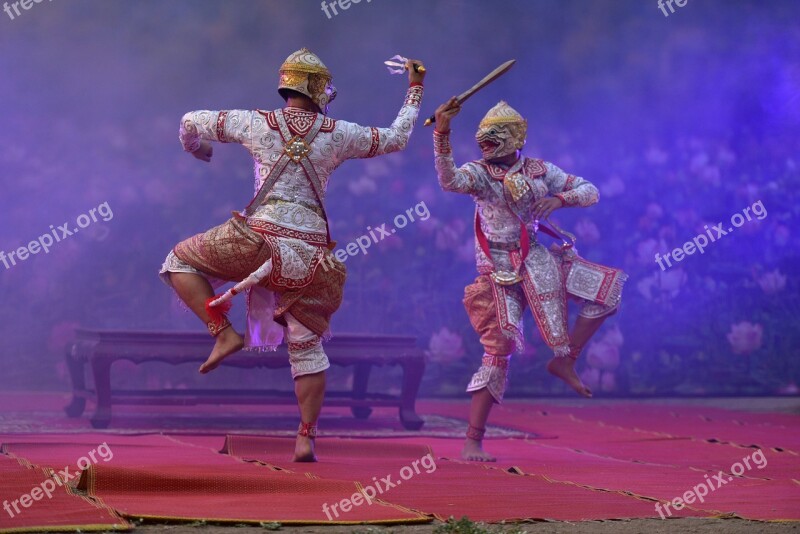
278 48 335 115
475 101 527 160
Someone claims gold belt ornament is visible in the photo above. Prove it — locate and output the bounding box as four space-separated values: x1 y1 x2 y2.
490 270 523 286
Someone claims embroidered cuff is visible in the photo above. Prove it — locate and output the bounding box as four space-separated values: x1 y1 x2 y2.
215 111 230 143
404 84 424 107
554 192 572 207
181 136 200 153
433 130 452 155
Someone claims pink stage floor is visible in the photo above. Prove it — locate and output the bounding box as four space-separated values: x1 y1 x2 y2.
0 392 798 532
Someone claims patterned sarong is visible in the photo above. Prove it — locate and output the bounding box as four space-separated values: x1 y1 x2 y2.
173 217 346 338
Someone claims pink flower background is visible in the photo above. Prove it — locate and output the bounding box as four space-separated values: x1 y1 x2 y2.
0 1 798 397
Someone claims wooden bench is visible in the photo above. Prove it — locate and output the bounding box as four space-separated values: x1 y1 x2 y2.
64 329 425 430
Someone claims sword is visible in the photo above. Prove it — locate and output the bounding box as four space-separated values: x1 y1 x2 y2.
423 59 516 126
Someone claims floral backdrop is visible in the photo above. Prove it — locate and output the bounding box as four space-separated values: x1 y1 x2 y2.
0 0 797 398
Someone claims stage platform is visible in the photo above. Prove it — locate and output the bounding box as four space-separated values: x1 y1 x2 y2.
0 393 798 532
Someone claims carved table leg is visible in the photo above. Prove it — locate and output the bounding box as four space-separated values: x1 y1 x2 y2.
64 343 87 418
351 362 373 419
399 355 425 430
90 357 113 429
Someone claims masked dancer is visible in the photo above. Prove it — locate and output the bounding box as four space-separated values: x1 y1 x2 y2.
432 98 626 461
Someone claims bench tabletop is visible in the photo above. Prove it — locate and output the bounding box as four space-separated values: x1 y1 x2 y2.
73 329 422 351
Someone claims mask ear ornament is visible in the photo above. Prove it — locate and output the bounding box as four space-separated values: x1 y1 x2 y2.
278 48 335 115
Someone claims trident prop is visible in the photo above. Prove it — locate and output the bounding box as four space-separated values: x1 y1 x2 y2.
384 54 426 74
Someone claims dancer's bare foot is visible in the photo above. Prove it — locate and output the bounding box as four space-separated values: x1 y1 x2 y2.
199 329 244 374
292 434 317 462
547 356 592 397
461 438 496 462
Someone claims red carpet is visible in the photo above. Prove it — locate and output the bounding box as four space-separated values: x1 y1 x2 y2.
78 463 427 524
1 397 799 531
214 435 685 521
0 455 129 533
0 434 427 526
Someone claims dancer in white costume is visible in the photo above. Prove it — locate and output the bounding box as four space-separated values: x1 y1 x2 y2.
432 98 627 461
159 48 425 461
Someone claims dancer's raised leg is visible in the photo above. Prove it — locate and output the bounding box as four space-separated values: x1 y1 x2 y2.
547 313 613 397
169 271 243 373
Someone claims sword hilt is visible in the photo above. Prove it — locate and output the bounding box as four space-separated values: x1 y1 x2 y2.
425 94 465 127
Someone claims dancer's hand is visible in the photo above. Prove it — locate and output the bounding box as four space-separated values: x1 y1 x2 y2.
192 140 213 162
407 58 426 85
434 97 461 134
533 197 563 220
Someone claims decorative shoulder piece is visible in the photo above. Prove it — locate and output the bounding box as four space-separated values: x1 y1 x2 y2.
523 158 547 178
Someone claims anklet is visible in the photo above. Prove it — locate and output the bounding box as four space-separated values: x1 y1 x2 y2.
205 295 232 337
466 425 486 441
298 422 318 439
206 317 232 337
565 343 584 360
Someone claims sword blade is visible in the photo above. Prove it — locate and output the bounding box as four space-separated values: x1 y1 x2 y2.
455 59 515 105
424 59 516 126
